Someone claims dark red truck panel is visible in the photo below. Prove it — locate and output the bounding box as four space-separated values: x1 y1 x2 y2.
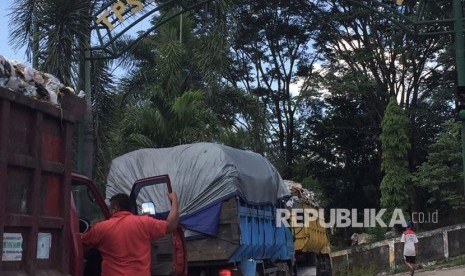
0 87 85 275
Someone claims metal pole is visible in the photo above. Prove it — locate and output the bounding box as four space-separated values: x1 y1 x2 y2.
76 40 92 176
76 48 85 174
83 48 94 178
453 0 465 195
85 50 91 104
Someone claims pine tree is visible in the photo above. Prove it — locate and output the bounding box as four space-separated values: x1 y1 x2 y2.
379 98 411 214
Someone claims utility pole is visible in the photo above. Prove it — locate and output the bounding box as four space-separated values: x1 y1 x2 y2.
76 20 93 178
453 0 465 195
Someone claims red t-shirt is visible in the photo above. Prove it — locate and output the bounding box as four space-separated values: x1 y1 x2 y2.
82 211 167 276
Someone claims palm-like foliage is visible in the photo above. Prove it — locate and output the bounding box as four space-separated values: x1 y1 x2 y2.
113 12 221 152
91 57 118 189
119 90 219 151
114 5 269 154
8 0 40 63
9 0 93 85
9 0 118 181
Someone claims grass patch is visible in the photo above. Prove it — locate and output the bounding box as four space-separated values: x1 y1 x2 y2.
422 254 465 271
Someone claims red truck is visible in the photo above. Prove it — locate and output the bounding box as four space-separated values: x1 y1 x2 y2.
0 87 187 275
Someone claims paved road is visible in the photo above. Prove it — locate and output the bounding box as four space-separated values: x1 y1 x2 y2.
296 266 316 276
392 265 465 276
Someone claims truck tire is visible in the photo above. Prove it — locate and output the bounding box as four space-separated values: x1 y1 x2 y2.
316 254 332 276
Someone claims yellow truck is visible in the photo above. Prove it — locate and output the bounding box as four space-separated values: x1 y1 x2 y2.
286 180 332 276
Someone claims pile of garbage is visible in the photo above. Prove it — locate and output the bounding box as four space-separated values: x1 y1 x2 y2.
285 180 320 208
0 55 83 105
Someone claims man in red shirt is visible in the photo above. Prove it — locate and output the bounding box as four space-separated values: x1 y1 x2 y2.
81 192 179 276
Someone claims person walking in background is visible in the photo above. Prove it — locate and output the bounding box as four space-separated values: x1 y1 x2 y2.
81 192 179 276
401 221 421 276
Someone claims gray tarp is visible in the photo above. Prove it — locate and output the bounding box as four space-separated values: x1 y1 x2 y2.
106 142 289 217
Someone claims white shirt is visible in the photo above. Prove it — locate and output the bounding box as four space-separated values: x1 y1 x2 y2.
401 229 418 256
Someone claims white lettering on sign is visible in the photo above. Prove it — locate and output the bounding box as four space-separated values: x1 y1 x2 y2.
2 233 23 261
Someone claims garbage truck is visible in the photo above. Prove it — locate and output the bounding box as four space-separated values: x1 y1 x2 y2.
0 84 187 276
105 143 295 275
0 85 88 275
286 181 332 276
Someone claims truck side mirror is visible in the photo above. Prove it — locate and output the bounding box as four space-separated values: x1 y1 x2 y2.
141 202 156 215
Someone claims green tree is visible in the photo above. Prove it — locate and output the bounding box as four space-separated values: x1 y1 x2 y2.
226 0 320 178
413 120 465 223
295 90 382 208
313 0 454 175
379 98 411 213
310 0 455 222
114 12 233 153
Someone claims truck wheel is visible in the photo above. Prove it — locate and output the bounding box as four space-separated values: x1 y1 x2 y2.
316 254 332 276
276 262 292 276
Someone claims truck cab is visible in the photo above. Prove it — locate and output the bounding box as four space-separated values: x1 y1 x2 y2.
70 173 187 276
70 174 109 276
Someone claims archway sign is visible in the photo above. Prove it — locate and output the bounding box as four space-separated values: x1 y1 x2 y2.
347 0 465 195
76 0 215 176
89 0 215 59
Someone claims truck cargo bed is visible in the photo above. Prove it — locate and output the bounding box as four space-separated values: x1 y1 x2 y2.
186 197 294 266
0 87 85 275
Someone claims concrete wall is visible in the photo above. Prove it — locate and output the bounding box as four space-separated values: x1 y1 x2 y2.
330 223 465 275
448 228 465 257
